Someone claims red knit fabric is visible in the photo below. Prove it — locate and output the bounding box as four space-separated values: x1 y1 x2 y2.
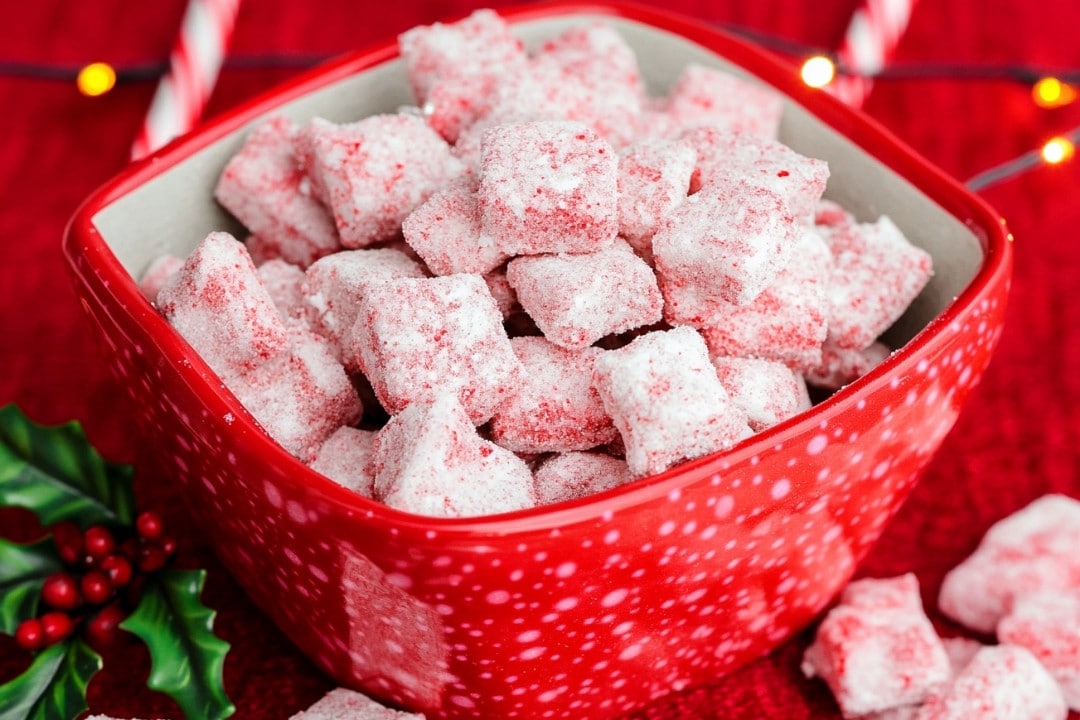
1 1 1079 718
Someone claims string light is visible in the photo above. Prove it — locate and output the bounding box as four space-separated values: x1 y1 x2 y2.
800 55 837 88
1041 136 1076 164
1032 76 1077 108
76 62 117 97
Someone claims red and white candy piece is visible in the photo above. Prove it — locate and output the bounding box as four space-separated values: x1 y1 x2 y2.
288 687 424 719
710 356 811 432
402 176 506 276
657 63 784 140
997 591 1080 710
617 137 696 244
532 452 631 506
310 426 377 499
257 259 306 321
138 254 184 302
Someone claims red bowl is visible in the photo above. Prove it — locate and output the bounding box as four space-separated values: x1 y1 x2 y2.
63 3 1012 718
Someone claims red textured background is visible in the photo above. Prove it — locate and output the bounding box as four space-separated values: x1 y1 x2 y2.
2 1 1079 718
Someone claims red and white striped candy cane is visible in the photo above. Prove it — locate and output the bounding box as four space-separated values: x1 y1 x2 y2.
131 0 242 159
830 0 919 108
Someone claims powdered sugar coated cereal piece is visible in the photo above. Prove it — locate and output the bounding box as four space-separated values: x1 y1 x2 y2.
139 254 183 302
938 494 1080 634
157 232 290 384
398 9 526 143
997 591 1080 709
686 229 831 372
371 394 534 517
349 274 520 424
592 326 752 477
483 266 519 319
402 175 507 275
617 137 696 242
288 687 424 719
917 645 1067 720
710 356 811 432
801 574 951 718
660 64 783 140
806 339 891 390
652 178 801 307
478 120 618 256
310 426 377 498
488 336 616 453
302 248 426 365
533 451 631 505
257 259 307 321
506 239 662 350
214 116 339 268
822 215 933 350
298 114 465 249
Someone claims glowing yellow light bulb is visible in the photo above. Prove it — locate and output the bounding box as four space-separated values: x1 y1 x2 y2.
801 55 837 89
1033 77 1077 108
77 62 117 97
1041 136 1075 165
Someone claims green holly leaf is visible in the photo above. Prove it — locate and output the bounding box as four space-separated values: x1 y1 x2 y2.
0 404 135 528
120 569 234 720
0 537 63 635
0 639 101 720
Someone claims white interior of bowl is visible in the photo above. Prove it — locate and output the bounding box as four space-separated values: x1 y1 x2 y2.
91 13 983 349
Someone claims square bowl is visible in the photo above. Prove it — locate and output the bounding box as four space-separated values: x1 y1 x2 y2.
63 2 1012 718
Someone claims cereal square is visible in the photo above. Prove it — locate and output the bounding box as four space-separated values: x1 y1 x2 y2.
402 176 507 275
532 452 631 505
660 64 783 140
289 687 424 719
309 426 378 498
710 356 811 432
617 137 696 242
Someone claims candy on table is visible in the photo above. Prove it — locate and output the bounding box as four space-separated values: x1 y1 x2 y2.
401 175 507 276
997 591 1080 710
301 247 426 365
652 177 802 308
820 214 933 350
288 687 424 719
157 232 290 384
801 573 952 719
478 119 619 256
296 114 465 249
506 238 663 350
138 253 183 302
592 326 752 478
213 115 340 268
309 426 378 498
370 394 534 517
257 258 307 321
805 339 892 390
617 137 696 243
532 451 631 505
658 63 784 140
348 273 520 425
231 324 361 462
685 229 832 372
938 494 1080 634
917 645 1068 720
398 9 527 143
710 355 811 432
488 336 616 453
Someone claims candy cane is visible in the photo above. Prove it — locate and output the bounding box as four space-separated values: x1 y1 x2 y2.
131 0 242 159
830 0 918 108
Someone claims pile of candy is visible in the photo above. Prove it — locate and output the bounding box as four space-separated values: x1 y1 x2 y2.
142 9 932 518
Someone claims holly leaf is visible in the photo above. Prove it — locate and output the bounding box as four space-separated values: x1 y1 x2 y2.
0 404 135 528
0 537 62 635
0 639 101 720
121 569 234 720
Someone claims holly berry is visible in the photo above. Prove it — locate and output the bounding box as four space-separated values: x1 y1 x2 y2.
84 603 128 652
41 572 81 610
100 554 133 588
161 537 177 557
136 543 168 573
51 521 84 566
80 570 114 605
40 612 74 645
83 525 116 560
14 618 44 651
135 510 164 541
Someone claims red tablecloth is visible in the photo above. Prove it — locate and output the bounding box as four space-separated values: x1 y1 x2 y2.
2 1 1079 718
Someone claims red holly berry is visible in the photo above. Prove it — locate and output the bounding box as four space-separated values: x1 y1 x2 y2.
84 603 128 652
83 525 116 560
80 570 114 605
41 572 81 610
135 510 164 541
99 554 133 588
14 618 44 651
136 543 168 573
161 537 177 556
51 521 84 566
40 612 74 645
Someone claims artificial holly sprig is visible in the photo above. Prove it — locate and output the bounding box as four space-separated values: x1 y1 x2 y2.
0 404 235 720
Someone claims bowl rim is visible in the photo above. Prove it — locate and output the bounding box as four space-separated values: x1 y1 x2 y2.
63 0 1013 537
